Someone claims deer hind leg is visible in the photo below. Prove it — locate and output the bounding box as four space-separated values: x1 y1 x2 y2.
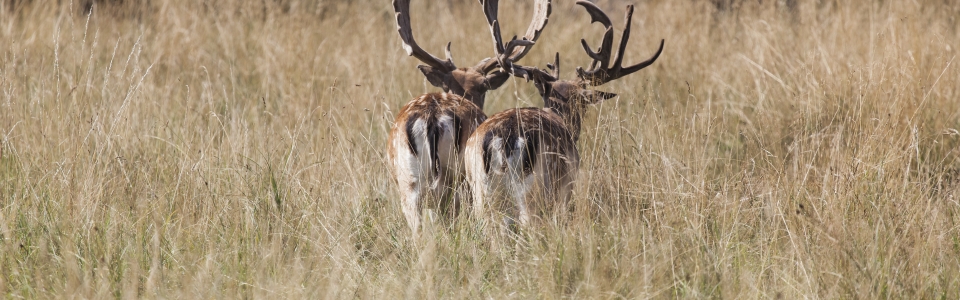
400 183 422 238
393 136 432 238
434 119 462 220
467 160 513 237
425 166 462 229
467 141 498 222
393 157 423 237
470 169 503 224
401 170 446 238
510 173 536 227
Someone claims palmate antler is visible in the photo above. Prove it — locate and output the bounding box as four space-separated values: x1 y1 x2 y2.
393 0 551 75
489 23 558 103
476 0 552 74
495 1 663 88
574 1 664 86
393 0 457 72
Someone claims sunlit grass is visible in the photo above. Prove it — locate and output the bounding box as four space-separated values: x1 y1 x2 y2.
0 0 959 298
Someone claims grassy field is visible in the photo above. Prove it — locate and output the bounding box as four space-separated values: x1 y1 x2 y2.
1 0 960 298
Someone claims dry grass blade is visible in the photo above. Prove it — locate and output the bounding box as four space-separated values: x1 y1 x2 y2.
0 0 958 298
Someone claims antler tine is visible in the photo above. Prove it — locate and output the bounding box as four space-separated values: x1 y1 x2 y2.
476 0 552 73
509 63 555 83
444 42 454 65
619 39 664 77
486 13 554 87
576 0 614 72
480 0 498 36
489 19 535 74
546 52 560 78
508 0 552 61
504 59 557 104
477 0 503 73
611 5 635 73
575 2 664 86
577 0 612 27
393 0 455 72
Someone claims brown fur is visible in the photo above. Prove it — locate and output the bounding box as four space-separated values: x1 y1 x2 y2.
465 106 581 227
466 1 662 229
387 92 486 236
475 108 574 175
388 92 486 164
390 0 552 237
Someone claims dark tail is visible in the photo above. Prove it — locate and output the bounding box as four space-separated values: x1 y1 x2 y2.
405 114 443 178
481 129 539 176
481 131 495 174
426 119 442 177
518 130 540 175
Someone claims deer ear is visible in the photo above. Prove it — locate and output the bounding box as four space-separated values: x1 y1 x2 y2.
484 71 510 90
580 90 618 104
418 65 448 88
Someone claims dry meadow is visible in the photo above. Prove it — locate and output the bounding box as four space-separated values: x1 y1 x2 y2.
1 0 960 298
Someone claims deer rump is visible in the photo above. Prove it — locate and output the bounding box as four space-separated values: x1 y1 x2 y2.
392 93 483 190
466 108 579 222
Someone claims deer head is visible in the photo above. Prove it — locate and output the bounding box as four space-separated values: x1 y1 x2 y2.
393 0 551 108
493 0 664 141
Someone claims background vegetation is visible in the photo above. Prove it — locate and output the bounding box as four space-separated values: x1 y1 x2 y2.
1 0 959 298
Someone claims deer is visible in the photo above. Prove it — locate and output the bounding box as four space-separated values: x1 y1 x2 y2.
387 0 551 237
464 0 664 228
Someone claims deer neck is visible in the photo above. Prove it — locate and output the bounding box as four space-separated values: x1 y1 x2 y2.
451 69 488 108
543 99 585 143
541 81 586 142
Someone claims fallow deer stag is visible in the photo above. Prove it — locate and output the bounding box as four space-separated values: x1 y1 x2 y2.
465 0 663 227
388 0 551 237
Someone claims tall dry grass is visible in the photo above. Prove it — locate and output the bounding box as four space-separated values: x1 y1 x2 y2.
1 0 959 298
